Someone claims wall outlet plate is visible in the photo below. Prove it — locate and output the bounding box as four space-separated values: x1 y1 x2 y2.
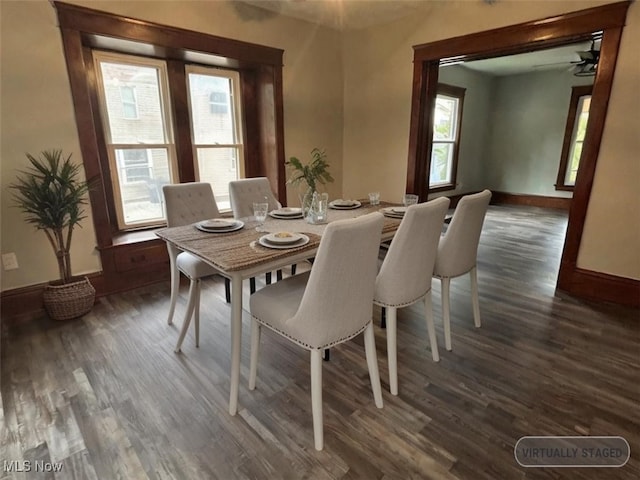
2 253 19 270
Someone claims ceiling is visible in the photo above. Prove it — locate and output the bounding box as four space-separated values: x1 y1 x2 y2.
239 0 435 31
238 0 597 76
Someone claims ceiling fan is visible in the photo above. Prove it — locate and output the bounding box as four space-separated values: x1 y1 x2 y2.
533 34 602 77
572 37 600 76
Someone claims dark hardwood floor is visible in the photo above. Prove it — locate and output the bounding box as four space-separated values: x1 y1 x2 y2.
2 205 639 479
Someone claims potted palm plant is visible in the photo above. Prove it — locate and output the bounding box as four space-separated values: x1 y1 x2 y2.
10 149 95 320
285 147 334 218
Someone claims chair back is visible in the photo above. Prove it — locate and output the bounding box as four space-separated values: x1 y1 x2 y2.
290 212 384 348
162 182 220 227
228 177 281 219
375 197 450 306
434 190 491 278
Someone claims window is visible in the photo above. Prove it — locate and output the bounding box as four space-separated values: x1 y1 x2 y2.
94 52 177 228
430 84 465 191
187 67 244 210
120 86 138 119
209 91 229 114
556 85 592 190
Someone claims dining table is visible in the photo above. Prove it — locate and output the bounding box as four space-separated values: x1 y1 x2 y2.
156 201 403 415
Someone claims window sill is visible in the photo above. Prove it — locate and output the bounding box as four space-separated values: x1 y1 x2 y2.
429 184 456 193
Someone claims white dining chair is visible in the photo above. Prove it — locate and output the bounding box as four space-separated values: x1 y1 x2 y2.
162 182 229 352
374 197 450 396
228 177 292 290
248 212 385 451
433 189 492 351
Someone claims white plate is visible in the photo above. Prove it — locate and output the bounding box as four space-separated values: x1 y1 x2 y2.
392 207 408 214
258 234 310 249
381 207 404 218
270 212 304 219
271 207 302 217
263 232 303 245
196 220 244 233
329 200 361 210
199 218 237 229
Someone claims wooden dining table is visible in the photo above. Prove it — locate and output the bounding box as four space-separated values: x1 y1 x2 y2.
156 201 402 415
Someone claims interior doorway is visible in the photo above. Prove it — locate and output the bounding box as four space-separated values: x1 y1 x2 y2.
405 1 629 298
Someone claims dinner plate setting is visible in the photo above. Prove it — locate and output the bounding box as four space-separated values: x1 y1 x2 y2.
195 218 245 233
329 199 361 210
269 207 304 219
381 207 406 219
258 232 310 249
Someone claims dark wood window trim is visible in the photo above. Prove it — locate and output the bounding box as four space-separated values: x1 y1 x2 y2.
555 85 593 191
54 1 286 294
405 1 630 301
430 83 465 193
55 1 285 244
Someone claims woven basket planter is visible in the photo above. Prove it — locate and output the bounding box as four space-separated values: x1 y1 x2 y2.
43 276 95 321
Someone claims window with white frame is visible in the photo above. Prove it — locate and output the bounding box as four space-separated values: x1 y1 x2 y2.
94 52 177 228
430 84 465 191
556 85 592 190
187 66 244 210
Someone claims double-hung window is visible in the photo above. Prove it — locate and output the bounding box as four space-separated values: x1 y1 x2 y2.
94 52 178 228
186 66 244 210
556 85 592 190
93 53 246 228
430 84 465 191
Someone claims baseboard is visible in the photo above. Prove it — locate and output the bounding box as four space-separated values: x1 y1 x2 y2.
0 270 169 323
491 191 572 210
558 267 640 308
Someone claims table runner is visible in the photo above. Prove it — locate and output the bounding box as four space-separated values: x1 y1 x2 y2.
156 202 401 272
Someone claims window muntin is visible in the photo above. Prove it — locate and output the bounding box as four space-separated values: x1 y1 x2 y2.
429 85 465 190
187 66 244 210
556 85 592 191
94 52 177 228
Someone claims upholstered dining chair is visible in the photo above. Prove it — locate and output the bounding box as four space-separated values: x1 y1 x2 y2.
162 182 229 352
228 177 292 291
248 212 385 451
374 197 450 396
433 189 492 351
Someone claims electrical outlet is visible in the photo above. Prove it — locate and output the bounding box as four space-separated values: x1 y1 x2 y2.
2 253 19 270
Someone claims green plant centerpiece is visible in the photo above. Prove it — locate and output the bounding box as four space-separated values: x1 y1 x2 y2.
10 149 96 320
285 148 334 219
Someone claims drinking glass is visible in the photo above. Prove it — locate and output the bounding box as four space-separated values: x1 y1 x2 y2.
368 192 380 206
403 194 419 207
253 202 269 231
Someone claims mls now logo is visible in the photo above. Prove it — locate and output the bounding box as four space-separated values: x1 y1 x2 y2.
3 460 63 473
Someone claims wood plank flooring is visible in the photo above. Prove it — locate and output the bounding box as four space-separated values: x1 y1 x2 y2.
1 205 639 479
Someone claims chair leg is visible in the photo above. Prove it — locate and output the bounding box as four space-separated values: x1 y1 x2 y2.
381 307 386 329
470 266 481 328
441 278 452 351
265 272 272 285
386 306 399 395
167 251 180 325
224 277 231 303
249 320 261 390
276 269 283 281
364 323 383 408
310 349 324 451
250 277 256 294
291 264 297 275
424 291 440 362
323 349 330 361
194 281 201 348
175 278 199 353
